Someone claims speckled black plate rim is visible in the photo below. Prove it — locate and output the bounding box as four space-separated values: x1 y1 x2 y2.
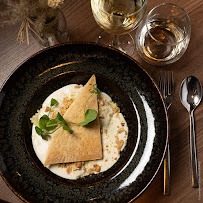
0 41 168 203
86 42 169 202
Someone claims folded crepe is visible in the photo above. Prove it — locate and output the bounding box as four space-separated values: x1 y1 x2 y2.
44 75 103 166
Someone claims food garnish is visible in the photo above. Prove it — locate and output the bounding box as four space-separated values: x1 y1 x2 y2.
35 84 100 140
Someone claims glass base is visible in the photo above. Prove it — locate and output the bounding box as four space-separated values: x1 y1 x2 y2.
96 31 135 56
31 9 69 49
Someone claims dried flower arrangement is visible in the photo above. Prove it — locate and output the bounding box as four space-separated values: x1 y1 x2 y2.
0 0 64 45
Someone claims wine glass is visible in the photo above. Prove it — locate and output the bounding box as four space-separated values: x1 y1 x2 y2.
91 0 148 55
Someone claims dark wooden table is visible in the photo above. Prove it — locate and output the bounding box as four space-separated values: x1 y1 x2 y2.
0 0 202 202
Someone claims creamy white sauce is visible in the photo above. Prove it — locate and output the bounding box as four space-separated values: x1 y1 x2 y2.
31 84 128 179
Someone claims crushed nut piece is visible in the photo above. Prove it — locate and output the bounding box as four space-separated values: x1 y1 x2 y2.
88 168 95 174
94 164 101 172
74 85 81 88
116 139 124 150
60 97 73 115
66 166 72 174
114 107 120 113
108 113 112 117
45 107 50 112
99 101 104 106
74 162 82 170
118 128 125 134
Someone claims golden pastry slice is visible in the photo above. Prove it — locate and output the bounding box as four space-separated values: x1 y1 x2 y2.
44 75 102 166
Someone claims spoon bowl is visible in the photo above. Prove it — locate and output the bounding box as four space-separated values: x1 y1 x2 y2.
180 76 202 188
180 76 202 112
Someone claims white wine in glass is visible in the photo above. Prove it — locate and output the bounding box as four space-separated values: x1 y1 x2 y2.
91 0 147 55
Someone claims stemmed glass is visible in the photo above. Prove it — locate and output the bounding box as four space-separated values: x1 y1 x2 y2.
91 0 147 55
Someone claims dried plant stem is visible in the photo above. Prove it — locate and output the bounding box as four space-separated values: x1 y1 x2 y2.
17 19 26 44
27 22 45 44
16 18 45 45
26 20 29 45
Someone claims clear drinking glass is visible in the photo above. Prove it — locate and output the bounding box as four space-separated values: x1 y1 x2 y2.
91 0 147 55
136 3 191 65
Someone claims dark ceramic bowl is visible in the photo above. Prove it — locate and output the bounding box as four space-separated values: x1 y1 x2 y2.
0 42 167 202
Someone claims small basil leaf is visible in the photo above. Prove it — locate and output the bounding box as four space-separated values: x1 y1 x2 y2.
79 109 97 126
39 115 49 129
51 98 58 107
45 119 57 131
35 126 42 135
46 119 57 127
55 112 66 123
63 124 73 134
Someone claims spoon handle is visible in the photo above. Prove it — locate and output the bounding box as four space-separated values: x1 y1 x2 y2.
189 111 199 188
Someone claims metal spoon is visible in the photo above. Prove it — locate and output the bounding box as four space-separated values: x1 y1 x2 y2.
180 76 202 188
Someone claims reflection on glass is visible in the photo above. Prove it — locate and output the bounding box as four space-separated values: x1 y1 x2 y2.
91 0 147 55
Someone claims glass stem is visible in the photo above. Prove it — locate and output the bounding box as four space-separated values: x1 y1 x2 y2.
112 35 119 46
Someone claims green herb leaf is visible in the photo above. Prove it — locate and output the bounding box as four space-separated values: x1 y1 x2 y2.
35 126 43 135
46 119 58 128
79 109 98 126
39 115 49 129
35 126 50 140
34 83 101 141
89 84 100 95
51 98 58 107
39 115 56 131
63 124 73 134
55 112 66 123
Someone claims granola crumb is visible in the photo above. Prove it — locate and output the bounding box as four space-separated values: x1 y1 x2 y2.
118 128 125 134
88 168 95 174
94 164 101 172
66 166 72 174
116 139 124 150
114 107 120 113
45 107 50 112
74 85 81 88
99 101 104 106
